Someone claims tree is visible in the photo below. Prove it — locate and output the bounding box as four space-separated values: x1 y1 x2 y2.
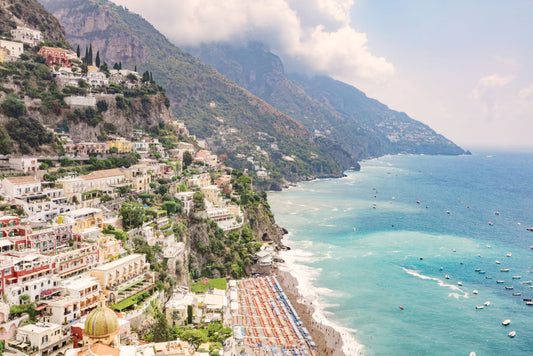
187 305 193 324
76 44 80 58
88 43 93 65
161 201 177 215
193 192 205 211
119 202 145 230
1 96 26 118
183 150 193 168
181 329 207 351
95 50 101 67
152 312 170 342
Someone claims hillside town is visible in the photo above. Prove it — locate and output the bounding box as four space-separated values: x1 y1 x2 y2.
0 24 317 356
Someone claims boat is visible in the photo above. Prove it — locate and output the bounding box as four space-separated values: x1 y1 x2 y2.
484 301 490 306
508 331 516 338
512 292 521 296
419 257 423 260
527 227 533 231
470 352 476 356
475 268 481 272
495 211 500 215
512 276 520 279
505 286 514 290
416 200 421 204
522 281 532 284
446 210 450 214
475 305 484 309
479 271 486 274
502 319 511 326
486 244 491 248
501 269 510 272
496 280 504 283
488 222 494 226
526 301 533 305
445 275 450 279
452 249 457 252
458 281 463 286
506 252 512 257
473 290 479 294
496 260 501 264
485 276 493 279
523 298 531 302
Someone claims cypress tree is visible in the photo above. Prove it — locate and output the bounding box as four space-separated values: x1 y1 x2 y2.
119 61 122 70
84 46 89 64
134 64 137 72
76 44 80 58
150 72 153 83
95 51 101 68
88 43 93 65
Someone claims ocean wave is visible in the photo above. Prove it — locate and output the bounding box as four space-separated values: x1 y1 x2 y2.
401 267 469 298
278 257 366 355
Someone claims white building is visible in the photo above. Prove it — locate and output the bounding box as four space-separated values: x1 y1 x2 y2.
16 322 70 356
175 192 194 215
9 157 39 175
2 176 41 199
11 26 42 47
0 39 23 60
87 70 109 87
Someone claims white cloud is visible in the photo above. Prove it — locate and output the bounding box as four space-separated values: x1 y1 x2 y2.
518 83 533 99
111 0 393 83
472 74 514 99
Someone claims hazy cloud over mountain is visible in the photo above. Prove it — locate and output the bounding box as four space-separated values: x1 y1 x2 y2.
112 0 394 84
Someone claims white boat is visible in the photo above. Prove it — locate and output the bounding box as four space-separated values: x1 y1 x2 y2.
522 281 532 284
445 275 450 279
502 319 511 326
473 290 479 294
486 244 491 248
508 331 516 338
496 260 501 264
512 292 521 296
505 286 514 290
496 280 504 283
475 305 484 309
470 352 476 356
512 276 521 279
506 252 512 257
458 281 463 286
485 276 492 279
484 301 490 306
475 268 481 272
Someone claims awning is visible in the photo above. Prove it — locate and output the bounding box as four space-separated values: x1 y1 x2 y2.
35 304 48 311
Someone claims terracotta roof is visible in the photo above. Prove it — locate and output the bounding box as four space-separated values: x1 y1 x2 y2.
77 343 120 356
81 169 124 181
4 176 39 185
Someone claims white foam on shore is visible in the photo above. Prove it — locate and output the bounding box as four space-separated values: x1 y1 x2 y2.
401 267 469 298
279 246 366 355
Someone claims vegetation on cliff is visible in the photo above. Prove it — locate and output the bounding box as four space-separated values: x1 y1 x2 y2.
40 0 346 184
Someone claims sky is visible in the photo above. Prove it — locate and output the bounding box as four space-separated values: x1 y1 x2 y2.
111 0 533 149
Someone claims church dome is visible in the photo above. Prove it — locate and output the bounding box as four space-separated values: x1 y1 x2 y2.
84 299 119 339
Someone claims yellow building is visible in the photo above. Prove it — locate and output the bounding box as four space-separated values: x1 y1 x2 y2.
0 47 10 63
107 137 133 153
61 208 105 234
97 235 122 263
122 164 152 192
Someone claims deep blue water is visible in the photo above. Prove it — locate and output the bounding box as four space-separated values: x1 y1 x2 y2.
268 152 533 356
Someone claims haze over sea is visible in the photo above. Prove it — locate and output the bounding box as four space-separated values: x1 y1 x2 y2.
268 152 533 356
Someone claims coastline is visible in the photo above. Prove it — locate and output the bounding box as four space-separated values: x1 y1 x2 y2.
274 268 346 356
273 266 366 356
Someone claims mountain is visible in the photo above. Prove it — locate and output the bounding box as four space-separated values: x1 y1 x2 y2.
189 42 466 159
39 0 349 188
0 0 68 47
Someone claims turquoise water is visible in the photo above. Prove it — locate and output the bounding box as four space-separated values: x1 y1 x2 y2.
268 152 533 356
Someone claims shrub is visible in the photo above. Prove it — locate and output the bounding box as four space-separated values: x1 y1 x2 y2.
1 96 26 118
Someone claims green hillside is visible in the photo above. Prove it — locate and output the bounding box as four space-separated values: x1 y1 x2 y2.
191 43 466 158
40 0 348 187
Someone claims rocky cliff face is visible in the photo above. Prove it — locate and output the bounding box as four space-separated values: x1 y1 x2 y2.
41 2 150 64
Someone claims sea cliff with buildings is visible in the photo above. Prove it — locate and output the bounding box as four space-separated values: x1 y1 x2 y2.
0 23 330 356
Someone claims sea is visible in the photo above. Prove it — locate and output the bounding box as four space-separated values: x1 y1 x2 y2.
268 151 533 356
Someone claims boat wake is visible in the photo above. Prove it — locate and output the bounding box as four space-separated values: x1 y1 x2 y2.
401 267 469 298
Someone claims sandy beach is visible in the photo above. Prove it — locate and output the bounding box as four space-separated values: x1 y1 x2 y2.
274 268 356 356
